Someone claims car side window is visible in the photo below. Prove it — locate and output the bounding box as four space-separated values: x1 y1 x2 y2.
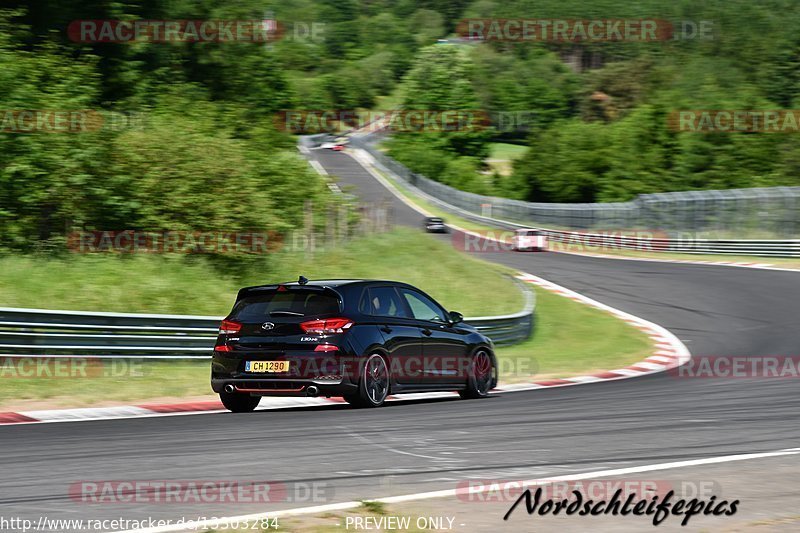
400 289 447 322
367 287 410 318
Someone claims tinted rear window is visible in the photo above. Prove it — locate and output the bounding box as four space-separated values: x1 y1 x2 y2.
230 290 340 321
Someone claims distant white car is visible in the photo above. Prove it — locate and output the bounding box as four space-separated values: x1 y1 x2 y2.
320 142 336 149
513 229 547 251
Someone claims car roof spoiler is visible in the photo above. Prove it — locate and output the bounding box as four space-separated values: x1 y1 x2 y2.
236 283 329 302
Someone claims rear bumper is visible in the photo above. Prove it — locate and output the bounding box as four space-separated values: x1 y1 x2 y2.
211 377 358 397
211 348 363 396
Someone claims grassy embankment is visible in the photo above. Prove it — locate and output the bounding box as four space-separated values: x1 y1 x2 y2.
0 226 651 409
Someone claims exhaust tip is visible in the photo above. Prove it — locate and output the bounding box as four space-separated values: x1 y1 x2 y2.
306 385 319 397
223 384 235 394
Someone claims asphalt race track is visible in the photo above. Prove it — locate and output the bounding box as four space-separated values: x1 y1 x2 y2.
1 148 799 530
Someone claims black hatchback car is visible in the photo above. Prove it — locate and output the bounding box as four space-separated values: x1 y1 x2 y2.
211 278 497 411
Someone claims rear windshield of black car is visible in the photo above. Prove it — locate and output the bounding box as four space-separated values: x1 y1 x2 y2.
230 290 340 321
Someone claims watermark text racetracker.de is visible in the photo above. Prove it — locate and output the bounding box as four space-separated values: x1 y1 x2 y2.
68 19 284 43
452 229 680 253
68 231 283 254
459 479 723 503
670 110 800 133
275 109 490 134
69 480 329 504
0 110 145 133
0 357 144 379
670 355 800 378
214 354 536 382
0 516 279 532
68 19 325 43
456 18 714 42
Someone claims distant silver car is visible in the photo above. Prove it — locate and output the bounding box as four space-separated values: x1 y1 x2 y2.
423 217 449 233
513 229 547 251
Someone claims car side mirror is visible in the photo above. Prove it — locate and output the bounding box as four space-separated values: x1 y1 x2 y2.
448 311 463 325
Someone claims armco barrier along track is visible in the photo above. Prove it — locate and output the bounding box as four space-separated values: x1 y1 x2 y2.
0 285 533 357
348 134 800 257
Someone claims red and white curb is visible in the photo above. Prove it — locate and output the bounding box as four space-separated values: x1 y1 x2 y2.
0 271 690 426
0 394 465 426
502 272 690 392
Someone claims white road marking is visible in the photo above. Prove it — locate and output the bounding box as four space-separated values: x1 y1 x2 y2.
112 447 800 533
308 159 328 176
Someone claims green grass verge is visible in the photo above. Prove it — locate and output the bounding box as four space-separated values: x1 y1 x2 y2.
0 360 210 410
495 286 652 380
486 142 528 176
487 142 528 161
0 228 521 317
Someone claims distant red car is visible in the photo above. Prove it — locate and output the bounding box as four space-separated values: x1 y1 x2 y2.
332 144 345 151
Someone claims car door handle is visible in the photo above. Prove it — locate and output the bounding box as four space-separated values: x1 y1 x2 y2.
421 328 432 336
380 326 392 334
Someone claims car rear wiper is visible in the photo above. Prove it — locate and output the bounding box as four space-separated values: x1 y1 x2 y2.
269 310 305 316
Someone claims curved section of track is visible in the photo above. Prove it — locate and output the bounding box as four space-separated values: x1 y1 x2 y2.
1 148 799 529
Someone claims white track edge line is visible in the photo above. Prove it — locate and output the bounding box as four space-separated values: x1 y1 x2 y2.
113 447 800 533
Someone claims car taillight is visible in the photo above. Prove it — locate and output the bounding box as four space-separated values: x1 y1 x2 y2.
300 318 354 335
214 345 233 352
219 320 241 335
314 345 339 352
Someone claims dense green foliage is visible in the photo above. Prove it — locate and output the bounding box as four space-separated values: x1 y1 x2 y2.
386 0 800 202
5 0 800 244
0 7 322 250
0 0 457 250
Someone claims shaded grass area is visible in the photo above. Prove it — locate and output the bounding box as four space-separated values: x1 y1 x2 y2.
487 142 528 161
495 286 653 380
486 142 528 176
0 360 211 410
0 228 522 317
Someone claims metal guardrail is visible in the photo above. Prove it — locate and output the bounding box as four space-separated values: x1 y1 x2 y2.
0 307 219 357
543 233 800 257
0 283 535 357
348 134 800 257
